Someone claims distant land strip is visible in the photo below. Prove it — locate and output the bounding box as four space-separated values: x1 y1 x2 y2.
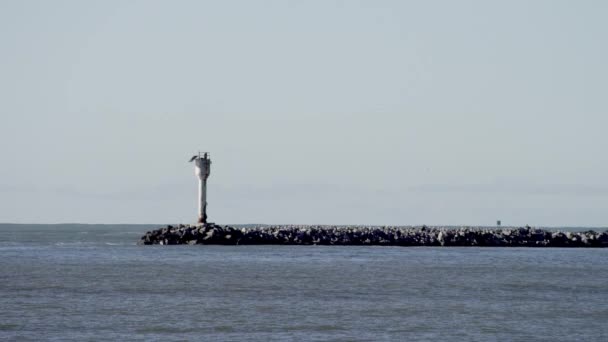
139 224 608 247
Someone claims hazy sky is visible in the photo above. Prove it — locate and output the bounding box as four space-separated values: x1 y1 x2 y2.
1 0 607 226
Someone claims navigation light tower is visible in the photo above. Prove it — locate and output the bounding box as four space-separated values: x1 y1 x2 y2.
189 152 211 224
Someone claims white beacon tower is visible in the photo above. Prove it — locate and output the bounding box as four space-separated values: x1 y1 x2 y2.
190 152 211 224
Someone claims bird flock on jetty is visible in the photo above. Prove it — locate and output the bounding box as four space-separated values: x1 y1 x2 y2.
139 224 608 247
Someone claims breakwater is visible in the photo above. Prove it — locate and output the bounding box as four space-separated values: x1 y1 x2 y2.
139 224 608 247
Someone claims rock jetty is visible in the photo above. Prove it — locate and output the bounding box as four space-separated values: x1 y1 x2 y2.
139 224 608 247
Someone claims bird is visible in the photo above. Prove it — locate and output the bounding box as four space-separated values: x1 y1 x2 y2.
188 155 197 162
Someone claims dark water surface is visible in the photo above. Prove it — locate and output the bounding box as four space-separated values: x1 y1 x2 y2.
1 224 607 341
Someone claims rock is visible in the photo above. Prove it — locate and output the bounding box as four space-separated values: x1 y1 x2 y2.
203 229 214 240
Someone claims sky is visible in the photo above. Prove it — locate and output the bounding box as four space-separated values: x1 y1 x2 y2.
1 0 607 226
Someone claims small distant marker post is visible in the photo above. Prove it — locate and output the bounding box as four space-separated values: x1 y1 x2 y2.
190 152 211 224
497 220 501 227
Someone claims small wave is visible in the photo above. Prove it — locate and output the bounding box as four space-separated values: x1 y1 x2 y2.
54 242 98 247
51 241 134 247
103 231 142 236
135 325 223 334
0 323 20 331
0 242 21 246
135 326 184 334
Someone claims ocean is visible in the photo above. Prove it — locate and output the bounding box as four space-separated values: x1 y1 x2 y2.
1 224 607 341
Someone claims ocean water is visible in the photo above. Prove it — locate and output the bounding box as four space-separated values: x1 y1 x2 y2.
1 224 607 341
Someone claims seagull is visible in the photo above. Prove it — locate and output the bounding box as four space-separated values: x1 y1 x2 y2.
188 155 197 162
